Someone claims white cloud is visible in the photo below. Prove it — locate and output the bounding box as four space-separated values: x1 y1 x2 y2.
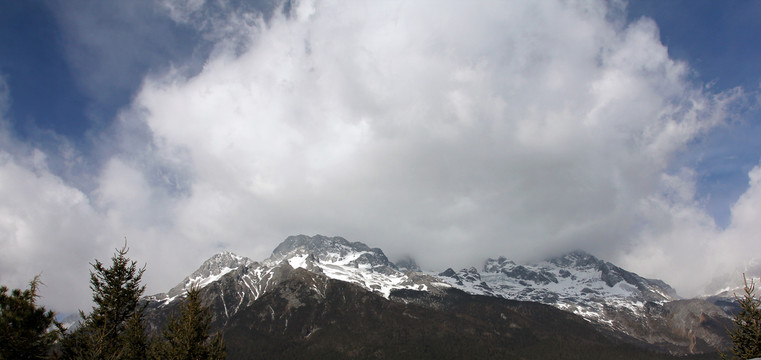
128 0 746 294
0 149 106 311
621 162 761 296
126 2 756 292
3 0 761 313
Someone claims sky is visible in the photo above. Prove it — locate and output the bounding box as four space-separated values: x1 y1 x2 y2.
1 0 761 314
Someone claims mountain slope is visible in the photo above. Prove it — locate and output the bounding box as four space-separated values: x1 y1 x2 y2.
435 251 729 354
149 262 712 360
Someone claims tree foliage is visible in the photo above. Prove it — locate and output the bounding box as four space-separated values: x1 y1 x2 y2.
61 244 147 359
120 311 149 360
724 274 761 360
0 276 62 360
1 243 228 359
152 286 226 360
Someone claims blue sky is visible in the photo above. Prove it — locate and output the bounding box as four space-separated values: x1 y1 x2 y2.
1 0 761 312
627 0 761 227
1 1 88 139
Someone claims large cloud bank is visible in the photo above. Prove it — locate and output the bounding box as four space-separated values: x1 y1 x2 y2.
1 0 759 312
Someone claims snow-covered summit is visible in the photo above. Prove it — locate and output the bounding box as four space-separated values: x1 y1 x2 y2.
157 251 256 300
551 251 678 299
436 250 678 326
150 235 428 306
266 234 425 297
196 251 256 276
148 237 687 330
269 234 396 272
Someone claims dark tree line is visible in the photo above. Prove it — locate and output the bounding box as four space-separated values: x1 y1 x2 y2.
0 244 225 360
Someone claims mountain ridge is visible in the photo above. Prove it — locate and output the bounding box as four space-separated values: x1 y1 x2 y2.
144 234 731 356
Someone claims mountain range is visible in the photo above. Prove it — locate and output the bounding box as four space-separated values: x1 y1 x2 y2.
142 234 734 359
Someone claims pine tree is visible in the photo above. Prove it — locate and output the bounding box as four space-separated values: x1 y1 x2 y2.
120 310 148 360
152 286 226 360
61 244 147 359
723 274 761 360
0 276 62 360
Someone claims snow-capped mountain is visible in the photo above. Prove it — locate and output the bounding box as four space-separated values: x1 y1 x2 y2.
436 251 678 326
152 251 257 301
147 235 431 312
433 252 732 352
266 234 430 297
144 234 730 355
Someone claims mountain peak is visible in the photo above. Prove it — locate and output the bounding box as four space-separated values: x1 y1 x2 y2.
199 251 255 273
208 250 247 262
546 250 602 268
482 256 516 273
269 234 394 270
272 234 367 256
162 251 255 299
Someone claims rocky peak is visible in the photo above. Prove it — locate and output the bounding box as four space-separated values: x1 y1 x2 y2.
269 234 395 270
482 257 557 285
164 251 256 298
438 267 482 284
546 250 602 268
438 267 492 292
198 251 255 274
438 268 458 279
544 251 678 301
483 256 516 273
272 235 367 257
